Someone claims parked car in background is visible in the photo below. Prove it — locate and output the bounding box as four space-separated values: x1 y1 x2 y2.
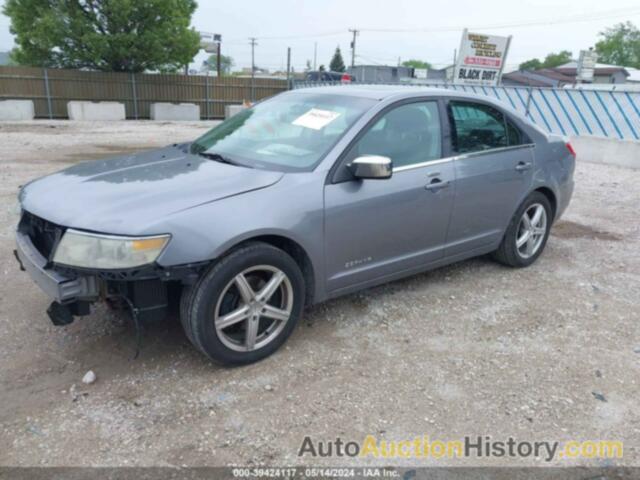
15 86 575 365
305 70 353 83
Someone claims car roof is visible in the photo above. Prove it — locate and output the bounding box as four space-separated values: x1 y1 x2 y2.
284 84 543 136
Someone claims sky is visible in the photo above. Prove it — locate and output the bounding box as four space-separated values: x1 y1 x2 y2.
1 0 640 72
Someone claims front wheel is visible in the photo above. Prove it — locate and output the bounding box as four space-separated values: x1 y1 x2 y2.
492 192 552 268
181 242 305 365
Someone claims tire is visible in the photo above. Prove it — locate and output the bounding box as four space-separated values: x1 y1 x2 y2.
492 191 552 268
180 242 305 365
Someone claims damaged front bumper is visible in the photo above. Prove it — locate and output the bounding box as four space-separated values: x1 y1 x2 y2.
15 230 99 325
15 230 99 304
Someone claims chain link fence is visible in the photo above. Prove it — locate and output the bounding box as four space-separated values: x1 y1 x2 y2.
0 66 288 120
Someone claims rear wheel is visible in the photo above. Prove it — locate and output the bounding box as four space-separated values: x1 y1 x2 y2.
181 242 305 365
492 192 552 268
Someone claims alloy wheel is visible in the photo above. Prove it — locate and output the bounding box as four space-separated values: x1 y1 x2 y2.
516 203 547 259
214 265 294 352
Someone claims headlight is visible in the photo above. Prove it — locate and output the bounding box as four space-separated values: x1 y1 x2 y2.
53 229 170 269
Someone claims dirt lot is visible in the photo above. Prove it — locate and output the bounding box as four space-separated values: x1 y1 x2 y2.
0 121 638 468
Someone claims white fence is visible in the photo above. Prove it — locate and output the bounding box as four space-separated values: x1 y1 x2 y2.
293 81 640 141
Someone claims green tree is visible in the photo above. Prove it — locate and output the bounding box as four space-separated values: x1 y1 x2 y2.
518 50 572 71
329 47 345 72
518 58 543 70
318 64 326 72
3 0 200 72
401 59 432 69
204 53 234 75
595 22 640 68
542 50 573 68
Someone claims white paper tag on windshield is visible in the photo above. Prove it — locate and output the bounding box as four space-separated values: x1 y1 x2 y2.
292 108 341 130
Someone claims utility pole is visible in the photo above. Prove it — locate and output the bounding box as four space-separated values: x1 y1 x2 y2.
313 42 317 70
349 29 359 68
216 41 222 77
249 37 258 101
448 48 457 85
286 47 292 89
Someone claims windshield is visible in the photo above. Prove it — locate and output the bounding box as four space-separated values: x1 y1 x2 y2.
190 93 376 171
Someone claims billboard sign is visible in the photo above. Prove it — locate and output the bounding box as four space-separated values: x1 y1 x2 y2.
199 32 222 53
453 29 512 86
577 50 598 83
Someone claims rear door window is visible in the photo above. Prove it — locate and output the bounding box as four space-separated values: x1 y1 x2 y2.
449 101 508 153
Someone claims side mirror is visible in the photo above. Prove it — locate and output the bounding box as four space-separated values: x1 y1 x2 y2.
348 155 393 180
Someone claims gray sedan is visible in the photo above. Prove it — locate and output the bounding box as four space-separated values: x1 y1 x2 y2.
15 86 575 365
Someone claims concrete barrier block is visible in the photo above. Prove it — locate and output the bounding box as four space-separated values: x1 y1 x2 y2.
150 102 200 121
570 135 640 170
0 100 35 120
225 104 246 119
67 101 125 121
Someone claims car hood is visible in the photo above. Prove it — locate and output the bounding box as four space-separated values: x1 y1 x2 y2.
20 144 284 235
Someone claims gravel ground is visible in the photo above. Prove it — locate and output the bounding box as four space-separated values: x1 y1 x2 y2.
0 121 638 468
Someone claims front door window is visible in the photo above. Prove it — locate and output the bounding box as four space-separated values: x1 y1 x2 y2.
349 101 442 168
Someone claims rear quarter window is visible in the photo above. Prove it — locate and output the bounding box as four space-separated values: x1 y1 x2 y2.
506 120 525 146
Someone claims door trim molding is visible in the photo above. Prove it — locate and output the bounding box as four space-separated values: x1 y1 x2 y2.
455 143 536 161
392 144 535 173
393 156 455 172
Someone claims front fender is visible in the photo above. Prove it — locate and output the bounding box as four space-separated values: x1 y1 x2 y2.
150 173 328 301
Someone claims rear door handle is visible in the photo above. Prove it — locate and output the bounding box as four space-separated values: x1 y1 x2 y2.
515 161 532 172
425 178 450 191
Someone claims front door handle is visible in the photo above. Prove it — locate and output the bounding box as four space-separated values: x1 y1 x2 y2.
425 178 450 191
515 161 532 172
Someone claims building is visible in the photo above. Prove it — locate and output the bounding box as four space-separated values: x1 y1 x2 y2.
347 65 413 83
502 69 576 87
554 61 629 84
502 71 550 87
626 68 640 84
502 61 631 87
423 65 455 82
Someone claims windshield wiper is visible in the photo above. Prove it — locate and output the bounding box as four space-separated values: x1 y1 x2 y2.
198 151 248 167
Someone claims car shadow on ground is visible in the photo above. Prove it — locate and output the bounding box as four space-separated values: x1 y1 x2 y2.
42 219 614 378
54 222 602 378
75 253 501 374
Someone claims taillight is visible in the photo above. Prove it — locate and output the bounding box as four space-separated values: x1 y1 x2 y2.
565 142 576 157
341 73 352 83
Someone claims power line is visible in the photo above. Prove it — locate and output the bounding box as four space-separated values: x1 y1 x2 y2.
357 50 400 62
359 6 640 33
226 6 640 44
355 54 385 66
226 29 345 43
208 5 640 71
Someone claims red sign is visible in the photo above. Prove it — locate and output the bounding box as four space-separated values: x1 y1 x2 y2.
464 56 502 68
